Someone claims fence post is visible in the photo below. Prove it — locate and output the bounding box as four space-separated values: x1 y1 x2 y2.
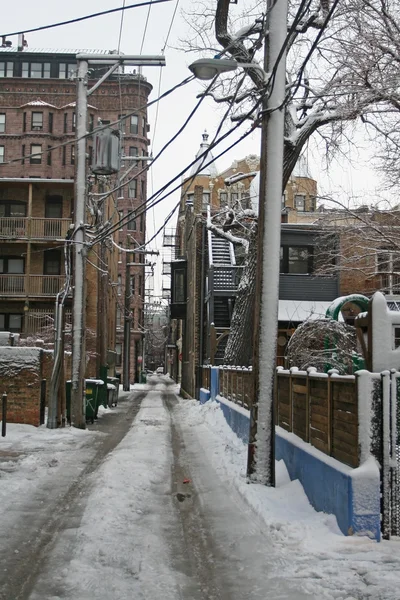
2 392 7 437
327 369 338 456
40 379 46 426
381 370 391 540
289 367 298 432
306 367 317 443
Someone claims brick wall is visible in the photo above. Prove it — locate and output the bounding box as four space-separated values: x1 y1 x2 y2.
0 346 43 426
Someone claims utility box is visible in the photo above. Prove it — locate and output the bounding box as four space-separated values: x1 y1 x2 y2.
92 128 120 175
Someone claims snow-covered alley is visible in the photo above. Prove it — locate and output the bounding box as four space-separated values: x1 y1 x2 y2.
1 377 400 600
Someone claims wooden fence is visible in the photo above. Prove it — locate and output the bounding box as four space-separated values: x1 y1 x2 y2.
220 367 253 409
276 367 358 467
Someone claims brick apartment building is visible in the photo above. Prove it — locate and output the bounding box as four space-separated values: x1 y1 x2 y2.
0 40 152 383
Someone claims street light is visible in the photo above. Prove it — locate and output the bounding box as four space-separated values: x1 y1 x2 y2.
188 57 269 83
188 0 288 487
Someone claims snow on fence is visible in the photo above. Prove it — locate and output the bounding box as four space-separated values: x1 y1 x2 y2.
275 367 382 469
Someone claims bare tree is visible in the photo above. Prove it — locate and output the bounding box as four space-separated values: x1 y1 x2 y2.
182 0 400 365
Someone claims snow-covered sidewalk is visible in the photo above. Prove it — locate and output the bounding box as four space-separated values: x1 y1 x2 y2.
1 380 399 599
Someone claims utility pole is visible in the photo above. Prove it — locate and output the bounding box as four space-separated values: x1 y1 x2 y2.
69 54 165 426
70 59 88 429
247 0 288 484
123 237 132 391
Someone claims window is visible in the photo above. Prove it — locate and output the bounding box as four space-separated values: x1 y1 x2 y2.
393 327 400 350
202 192 210 209
30 144 42 164
280 246 313 274
230 192 239 205
294 194 305 211
141 180 145 199
47 146 52 166
22 62 50 78
220 191 228 206
0 114 5 133
140 213 144 232
310 195 317 211
44 250 61 275
64 113 68 133
72 112 76 132
62 146 66 166
142 116 146 135
128 179 137 198
0 201 26 217
0 146 4 163
0 314 23 333
21 145 25 165
129 146 139 166
376 249 400 293
130 275 136 295
0 62 13 78
117 274 122 295
127 214 137 231
89 114 94 133
45 196 62 219
59 63 76 79
139 275 143 296
23 112 27 132
173 269 186 303
115 342 122 366
31 112 43 130
130 115 138 134
71 146 75 165
0 257 24 274
48 112 53 133
282 193 286 209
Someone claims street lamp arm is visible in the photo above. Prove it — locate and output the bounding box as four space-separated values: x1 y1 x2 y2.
188 57 269 84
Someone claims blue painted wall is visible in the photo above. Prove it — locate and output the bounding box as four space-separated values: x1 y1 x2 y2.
200 374 380 540
275 433 380 540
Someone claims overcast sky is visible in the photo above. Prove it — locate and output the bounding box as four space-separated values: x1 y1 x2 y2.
1 1 384 294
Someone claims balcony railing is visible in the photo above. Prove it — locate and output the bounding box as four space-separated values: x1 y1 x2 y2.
0 275 66 296
0 218 72 240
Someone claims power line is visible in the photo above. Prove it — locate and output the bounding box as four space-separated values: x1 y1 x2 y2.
0 74 194 166
1 0 172 38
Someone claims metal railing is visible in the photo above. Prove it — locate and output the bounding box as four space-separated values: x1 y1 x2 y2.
0 275 66 296
0 217 71 240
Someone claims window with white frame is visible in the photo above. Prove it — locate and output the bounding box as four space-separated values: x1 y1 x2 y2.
31 112 43 130
0 114 5 133
376 249 400 293
220 191 228 206
128 179 137 198
58 63 76 79
393 326 400 350
130 115 138 134
0 146 4 163
294 194 306 211
30 144 42 164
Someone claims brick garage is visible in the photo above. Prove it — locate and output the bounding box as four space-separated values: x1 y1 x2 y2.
0 347 44 426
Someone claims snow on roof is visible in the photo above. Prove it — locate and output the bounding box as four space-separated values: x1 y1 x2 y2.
61 101 98 110
0 346 41 378
189 131 218 178
278 300 342 323
19 99 57 108
0 47 110 54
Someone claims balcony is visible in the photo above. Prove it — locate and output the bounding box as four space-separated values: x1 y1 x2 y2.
0 275 67 297
0 218 72 240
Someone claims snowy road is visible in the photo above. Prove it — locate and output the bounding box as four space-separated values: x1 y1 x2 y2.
1 377 400 599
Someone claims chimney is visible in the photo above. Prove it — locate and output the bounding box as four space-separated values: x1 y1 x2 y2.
18 34 25 51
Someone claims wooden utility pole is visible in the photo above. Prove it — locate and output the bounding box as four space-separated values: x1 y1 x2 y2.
247 0 288 484
123 238 132 391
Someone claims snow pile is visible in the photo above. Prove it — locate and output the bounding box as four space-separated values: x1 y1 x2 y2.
176 398 400 600
0 346 42 378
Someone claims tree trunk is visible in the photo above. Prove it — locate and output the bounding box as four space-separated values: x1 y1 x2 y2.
224 230 257 365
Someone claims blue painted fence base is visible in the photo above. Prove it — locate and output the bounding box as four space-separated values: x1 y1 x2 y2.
202 367 380 540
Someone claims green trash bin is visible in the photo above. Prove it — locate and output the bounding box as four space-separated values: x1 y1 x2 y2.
66 379 103 424
140 371 147 384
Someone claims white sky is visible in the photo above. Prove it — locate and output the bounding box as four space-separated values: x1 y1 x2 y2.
2 380 400 598
1 1 386 295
